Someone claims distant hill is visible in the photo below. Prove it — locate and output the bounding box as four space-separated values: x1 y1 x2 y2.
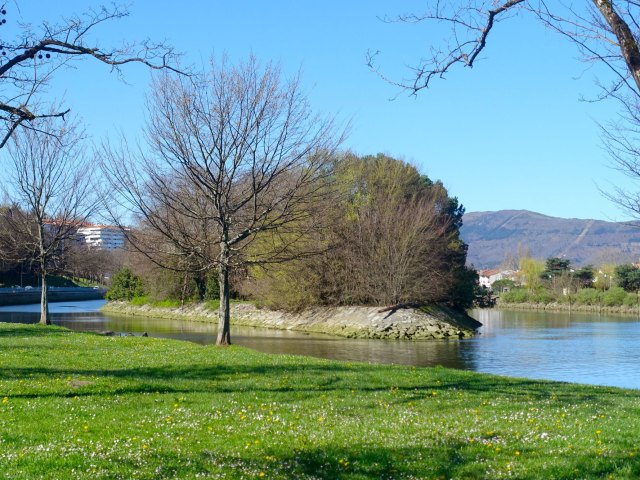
460 210 640 269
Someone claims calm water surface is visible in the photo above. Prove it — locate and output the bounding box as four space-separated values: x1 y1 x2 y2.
1 300 639 389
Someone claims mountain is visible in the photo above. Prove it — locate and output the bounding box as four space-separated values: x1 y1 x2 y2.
460 210 640 269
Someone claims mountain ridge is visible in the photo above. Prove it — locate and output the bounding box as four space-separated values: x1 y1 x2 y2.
460 209 640 269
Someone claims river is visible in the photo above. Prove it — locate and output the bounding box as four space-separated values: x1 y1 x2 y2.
1 300 639 389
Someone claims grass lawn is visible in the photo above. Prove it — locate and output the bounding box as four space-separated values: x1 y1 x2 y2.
0 324 639 479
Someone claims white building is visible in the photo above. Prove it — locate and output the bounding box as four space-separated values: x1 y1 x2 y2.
76 225 126 250
478 269 518 288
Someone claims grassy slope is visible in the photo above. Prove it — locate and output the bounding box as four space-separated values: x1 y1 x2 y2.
0 324 638 479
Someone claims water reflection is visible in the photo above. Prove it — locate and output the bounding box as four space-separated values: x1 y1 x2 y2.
2 301 640 389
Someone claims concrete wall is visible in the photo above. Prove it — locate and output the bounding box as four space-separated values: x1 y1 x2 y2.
0 288 106 306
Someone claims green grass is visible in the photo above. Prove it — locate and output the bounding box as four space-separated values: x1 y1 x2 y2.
0 324 639 479
130 296 182 308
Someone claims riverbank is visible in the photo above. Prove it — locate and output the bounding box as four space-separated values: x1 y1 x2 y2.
1 323 638 479
102 301 481 339
0 287 106 306
496 300 640 315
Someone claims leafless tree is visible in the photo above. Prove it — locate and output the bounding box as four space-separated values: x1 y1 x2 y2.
0 115 95 324
102 57 344 345
340 191 456 306
64 244 123 285
0 2 180 148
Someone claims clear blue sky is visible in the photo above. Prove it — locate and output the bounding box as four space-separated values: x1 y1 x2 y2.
11 1 637 221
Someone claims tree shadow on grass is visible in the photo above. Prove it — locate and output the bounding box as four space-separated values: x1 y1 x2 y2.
124 443 640 479
0 323 635 404
0 362 634 409
0 324 68 337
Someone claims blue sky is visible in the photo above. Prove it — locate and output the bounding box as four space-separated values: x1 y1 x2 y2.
10 1 636 221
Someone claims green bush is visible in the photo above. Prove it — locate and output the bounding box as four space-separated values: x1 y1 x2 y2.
130 296 182 308
130 295 149 306
106 268 145 301
204 272 220 300
491 279 516 293
623 293 639 307
574 288 602 306
603 287 627 307
530 289 556 304
500 288 529 303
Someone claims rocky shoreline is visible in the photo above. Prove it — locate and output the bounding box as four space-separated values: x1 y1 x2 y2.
101 301 482 340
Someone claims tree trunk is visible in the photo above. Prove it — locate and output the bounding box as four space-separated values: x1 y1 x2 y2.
180 271 188 307
38 223 50 325
216 243 231 346
593 0 640 91
39 272 49 325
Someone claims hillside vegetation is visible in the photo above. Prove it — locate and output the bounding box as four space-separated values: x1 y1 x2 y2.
462 210 640 269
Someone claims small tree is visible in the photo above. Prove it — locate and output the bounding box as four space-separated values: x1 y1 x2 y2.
0 116 95 324
594 263 616 290
573 265 595 289
106 267 144 301
542 258 571 278
518 257 544 292
103 57 343 345
615 264 640 293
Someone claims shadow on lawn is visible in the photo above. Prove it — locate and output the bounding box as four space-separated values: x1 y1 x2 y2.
0 325 67 337
0 361 633 406
139 443 640 479
0 323 634 402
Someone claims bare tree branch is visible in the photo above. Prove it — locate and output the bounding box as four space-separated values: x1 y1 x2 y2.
0 3 182 148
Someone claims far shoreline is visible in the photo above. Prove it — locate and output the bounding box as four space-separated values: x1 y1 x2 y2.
493 301 640 316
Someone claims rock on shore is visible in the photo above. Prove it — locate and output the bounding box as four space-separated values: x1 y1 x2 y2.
102 302 482 340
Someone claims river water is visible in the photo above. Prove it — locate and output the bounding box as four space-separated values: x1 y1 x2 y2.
1 300 639 389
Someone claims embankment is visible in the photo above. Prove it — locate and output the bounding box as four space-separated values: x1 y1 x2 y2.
496 300 640 315
0 287 106 306
102 301 482 339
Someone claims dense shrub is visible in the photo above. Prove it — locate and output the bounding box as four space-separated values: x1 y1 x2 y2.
130 295 149 306
106 268 144 301
500 288 529 303
603 287 627 307
204 272 220 300
624 293 639 307
530 289 556 304
574 288 602 306
491 279 516 293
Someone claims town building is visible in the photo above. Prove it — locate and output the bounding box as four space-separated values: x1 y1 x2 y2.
76 224 126 250
478 269 518 288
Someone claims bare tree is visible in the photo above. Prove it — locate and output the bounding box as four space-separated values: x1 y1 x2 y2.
0 115 95 324
0 3 180 148
102 57 343 345
64 244 123 285
341 191 456 306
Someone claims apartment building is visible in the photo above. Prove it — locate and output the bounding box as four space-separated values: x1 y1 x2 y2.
76 224 126 250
